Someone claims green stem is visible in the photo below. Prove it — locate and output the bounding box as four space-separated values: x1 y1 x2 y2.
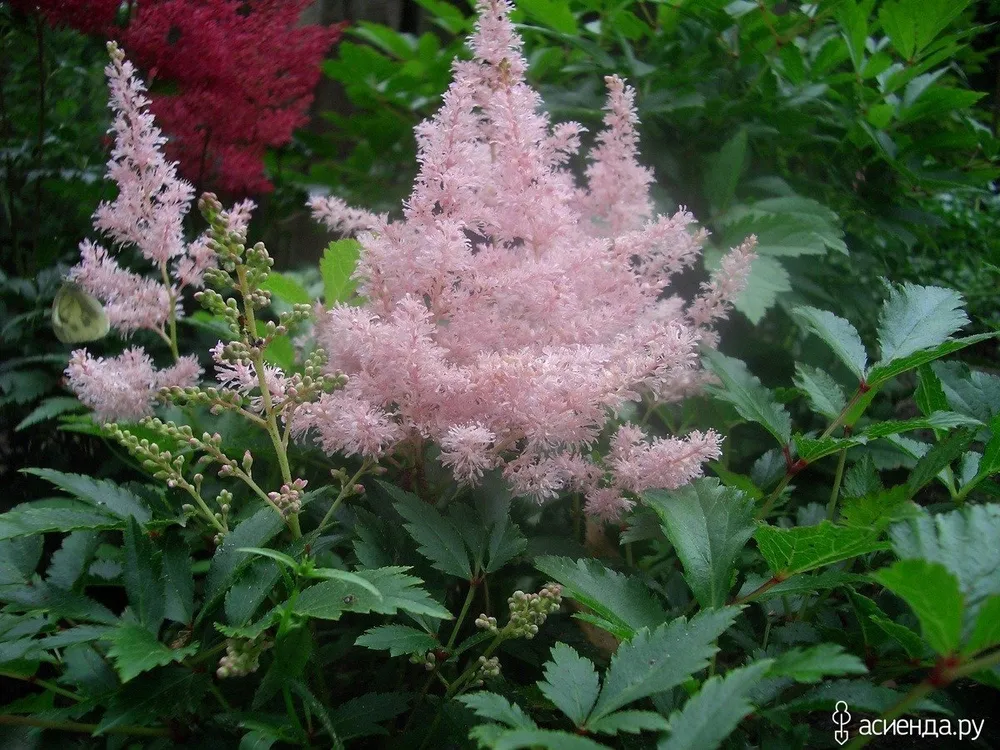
446 581 479 651
732 574 786 605
0 671 81 702
159 262 180 361
207 681 232 711
236 266 299 538
755 473 792 520
0 714 169 737
826 447 848 521
317 459 373 532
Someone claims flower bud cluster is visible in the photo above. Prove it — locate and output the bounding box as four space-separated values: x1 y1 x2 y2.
506 583 563 640
106 422 194 494
474 583 562 641
267 478 308 517
198 193 273 310
159 383 244 415
216 638 269 679
410 650 440 671
471 655 501 686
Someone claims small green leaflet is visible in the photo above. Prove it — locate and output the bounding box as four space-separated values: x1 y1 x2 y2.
873 559 963 656
644 479 755 609
589 607 740 722
754 521 888 576
320 239 362 305
106 623 198 682
792 307 867 381
22 468 151 522
537 643 600 727
658 661 772 750
767 644 867 682
534 556 668 640
355 625 438 657
793 364 847 420
294 566 451 621
703 350 791 445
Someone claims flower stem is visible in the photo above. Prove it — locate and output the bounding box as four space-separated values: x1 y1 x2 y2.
0 671 81 702
826 447 848 521
446 581 479 651
0 714 168 737
237 265 299 538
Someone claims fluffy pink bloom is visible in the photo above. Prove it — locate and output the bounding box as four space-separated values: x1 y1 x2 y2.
70 240 173 335
66 348 201 423
293 391 405 459
94 43 194 266
211 342 289 414
308 195 381 235
301 0 753 510
440 424 499 483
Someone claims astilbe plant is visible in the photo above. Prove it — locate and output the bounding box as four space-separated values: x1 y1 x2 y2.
304 0 755 519
64 43 351 540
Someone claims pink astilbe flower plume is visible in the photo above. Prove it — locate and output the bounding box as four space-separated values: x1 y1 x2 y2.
64 44 259 423
299 0 755 518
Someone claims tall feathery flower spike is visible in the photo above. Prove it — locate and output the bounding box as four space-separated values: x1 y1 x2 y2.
66 43 255 423
301 0 756 519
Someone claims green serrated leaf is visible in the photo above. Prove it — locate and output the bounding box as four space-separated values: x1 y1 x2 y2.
534 556 668 640
889 505 1000 622
875 284 969 367
123 517 164 634
294 566 451 621
794 364 847 420
590 607 740 721
381 481 474 579
906 427 976 496
767 644 867 683
754 521 888 576
355 625 438 657
966 596 1000 655
704 129 748 213
2 581 117 624
486 514 526 574
703 351 791 445
587 710 669 735
22 469 151 522
106 623 198 682
45 531 98 590
459 692 538 730
330 692 412 740
0 501 122 542
659 660 772 750
792 307 867 381
873 559 963 656
915 366 949 417
866 334 996 387
202 504 285 616
162 534 194 625
15 397 86 431
871 615 927 659
320 239 362 305
644 479 755 609
538 643 600 727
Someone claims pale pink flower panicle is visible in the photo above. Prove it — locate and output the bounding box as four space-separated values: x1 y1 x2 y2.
65 44 257 423
300 0 754 516
67 348 201 424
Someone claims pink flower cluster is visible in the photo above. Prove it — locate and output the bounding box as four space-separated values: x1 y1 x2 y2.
297 0 755 519
66 44 253 423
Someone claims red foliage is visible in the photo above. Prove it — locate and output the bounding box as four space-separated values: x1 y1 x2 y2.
10 0 120 34
18 0 343 195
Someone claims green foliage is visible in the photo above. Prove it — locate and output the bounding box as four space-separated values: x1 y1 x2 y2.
644 479 755 608
534 556 668 640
